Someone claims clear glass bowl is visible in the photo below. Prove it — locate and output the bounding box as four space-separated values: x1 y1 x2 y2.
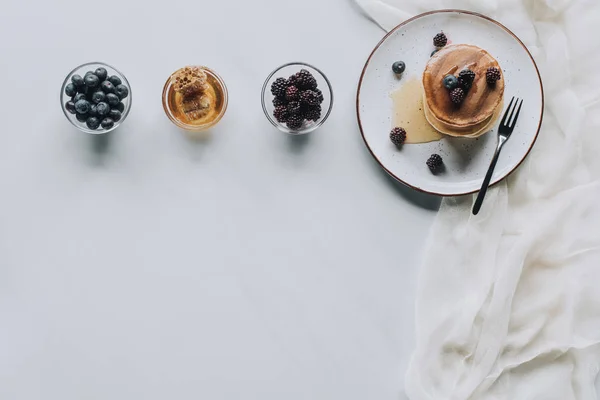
261 62 333 135
60 62 132 134
162 66 228 132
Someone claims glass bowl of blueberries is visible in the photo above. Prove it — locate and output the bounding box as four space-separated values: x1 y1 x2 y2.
60 62 131 134
261 62 333 135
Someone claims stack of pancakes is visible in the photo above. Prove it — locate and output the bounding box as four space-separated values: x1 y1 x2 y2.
422 44 504 138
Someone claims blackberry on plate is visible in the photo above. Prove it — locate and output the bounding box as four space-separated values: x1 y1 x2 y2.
287 101 301 115
71 74 84 88
271 77 288 98
108 75 122 86
100 80 115 94
458 69 476 89
115 84 129 99
294 69 317 90
273 105 289 122
450 87 465 105
286 115 303 130
106 93 120 106
433 32 447 47
300 90 319 106
443 74 458 90
392 61 406 74
273 97 287 107
109 109 122 122
92 91 106 104
286 86 299 101
94 67 108 81
101 117 115 130
426 154 443 172
389 127 407 146
86 116 100 130
75 99 91 114
65 101 76 114
486 67 501 84
303 105 321 121
65 83 77 97
84 73 100 88
96 102 110 116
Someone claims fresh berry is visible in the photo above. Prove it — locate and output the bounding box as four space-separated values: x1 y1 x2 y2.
84 74 100 88
433 32 447 47
89 104 98 116
287 101 301 115
96 102 110 116
115 84 129 99
303 105 321 121
431 49 439 57
271 77 288 98
300 90 319 106
443 74 458 90
294 69 317 90
108 75 122 86
426 154 443 172
101 117 115 130
486 67 501 84
92 91 106 104
389 127 407 146
286 86 299 101
109 109 122 122
114 102 125 113
71 74 84 88
106 93 120 106
76 113 88 123
65 101 76 114
458 69 476 89
65 83 77 97
273 105 289 123
287 74 298 87
314 88 324 103
86 116 100 130
273 97 287 107
392 61 406 74
73 93 87 103
286 115 303 130
450 87 465 105
94 67 108 81
74 99 91 114
100 80 115 94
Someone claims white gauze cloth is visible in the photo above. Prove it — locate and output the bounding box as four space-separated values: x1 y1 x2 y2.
354 0 600 399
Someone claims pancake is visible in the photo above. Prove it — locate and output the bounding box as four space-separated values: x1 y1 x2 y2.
422 44 504 137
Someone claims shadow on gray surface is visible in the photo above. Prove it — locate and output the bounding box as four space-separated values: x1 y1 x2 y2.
286 133 311 154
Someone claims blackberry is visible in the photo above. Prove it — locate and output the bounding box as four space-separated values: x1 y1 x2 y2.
287 74 298 87
271 77 288 98
486 67 501 84
273 105 289 123
458 69 476 90
294 69 317 90
300 90 319 106
433 32 447 47
286 86 299 101
303 105 321 121
426 154 443 172
287 101 301 115
389 127 407 146
273 97 287 107
450 87 465 105
314 88 324 103
286 115 303 130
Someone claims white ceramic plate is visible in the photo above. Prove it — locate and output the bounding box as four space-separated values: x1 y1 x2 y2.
357 10 543 196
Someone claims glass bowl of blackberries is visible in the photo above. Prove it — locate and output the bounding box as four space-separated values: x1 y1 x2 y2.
61 62 131 134
261 62 333 134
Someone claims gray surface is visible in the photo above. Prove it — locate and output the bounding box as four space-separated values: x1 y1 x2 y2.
0 0 438 399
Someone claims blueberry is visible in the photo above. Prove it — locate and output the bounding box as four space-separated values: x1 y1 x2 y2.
89 104 98 116
86 116 101 130
109 109 122 122
84 74 100 88
392 61 406 74
65 101 76 114
100 80 115 94
71 74 84 88
115 84 129 99
106 93 120 106
76 113 88 123
443 74 459 90
65 83 77 97
431 49 439 57
73 93 87 103
101 117 114 130
108 75 122 86
96 102 110 116
95 67 108 81
115 102 125 113
92 91 106 104
74 99 91 114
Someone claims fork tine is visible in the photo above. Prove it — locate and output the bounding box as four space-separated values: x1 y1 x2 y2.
509 99 523 129
500 97 515 127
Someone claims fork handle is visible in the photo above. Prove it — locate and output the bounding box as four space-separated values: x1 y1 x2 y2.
472 144 503 215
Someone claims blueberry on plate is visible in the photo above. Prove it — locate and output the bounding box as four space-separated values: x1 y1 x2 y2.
114 102 125 113
95 67 108 81
106 93 120 106
84 74 100 88
86 116 100 130
76 113 88 123
109 109 122 122
71 74 84 88
100 80 115 94
65 101 76 114
101 117 114 129
392 61 406 74
92 91 106 104
96 102 110 116
108 75 122 86
74 99 91 114
443 74 458 90
89 104 98 116
65 83 77 97
115 84 129 99
72 93 86 103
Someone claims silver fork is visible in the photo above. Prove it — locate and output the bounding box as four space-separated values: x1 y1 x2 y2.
472 97 523 215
